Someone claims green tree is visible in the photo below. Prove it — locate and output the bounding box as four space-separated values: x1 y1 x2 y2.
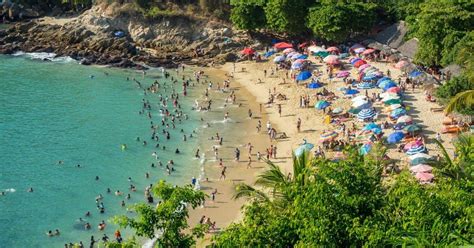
114 180 206 247
263 0 310 34
229 0 267 31
436 75 474 116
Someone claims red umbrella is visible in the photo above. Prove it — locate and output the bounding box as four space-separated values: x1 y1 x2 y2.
362 48 375 55
416 172 434 182
326 46 339 53
298 42 308 48
353 60 367 68
386 87 401 93
274 42 293 49
323 55 340 65
241 47 255 55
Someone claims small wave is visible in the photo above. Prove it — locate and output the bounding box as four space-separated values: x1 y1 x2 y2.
12 51 75 63
4 188 16 193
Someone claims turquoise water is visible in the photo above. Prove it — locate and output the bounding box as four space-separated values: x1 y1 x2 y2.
0 54 215 247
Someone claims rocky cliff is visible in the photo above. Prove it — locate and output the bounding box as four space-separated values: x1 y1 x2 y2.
0 3 254 68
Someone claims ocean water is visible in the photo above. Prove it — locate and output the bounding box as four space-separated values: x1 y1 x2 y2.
0 54 238 247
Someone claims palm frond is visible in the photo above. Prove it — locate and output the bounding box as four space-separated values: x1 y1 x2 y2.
444 90 474 114
255 160 288 189
233 183 269 203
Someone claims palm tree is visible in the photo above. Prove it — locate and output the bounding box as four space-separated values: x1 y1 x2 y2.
233 151 313 205
444 90 474 115
432 134 473 181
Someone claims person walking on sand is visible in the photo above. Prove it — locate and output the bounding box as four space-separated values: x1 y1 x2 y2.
297 118 302 132
256 120 262 132
219 166 227 180
272 145 277 159
278 104 282 117
247 155 252 168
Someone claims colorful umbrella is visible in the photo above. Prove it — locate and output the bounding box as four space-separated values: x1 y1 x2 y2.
410 164 433 173
295 54 308 60
283 48 295 54
323 55 340 65
287 51 298 58
388 104 403 110
404 140 423 150
387 131 405 144
378 80 395 89
326 46 339 53
397 115 412 123
363 75 378 81
336 71 350 78
350 58 362 64
241 47 255 55
291 62 304 70
315 100 331 110
363 123 379 131
357 82 374 89
362 48 375 55
297 71 312 81
377 77 391 84
345 89 360 95
359 143 372 155
332 107 343 114
320 131 338 142
294 142 315 156
357 108 376 120
404 124 421 133
409 153 432 161
274 42 293 49
290 53 302 60
391 108 407 118
263 50 276 58
394 60 409 69
314 51 330 58
350 44 364 50
383 82 398 91
386 86 401 93
273 55 286 63
308 82 323 89
308 46 325 53
393 122 406 130
358 64 371 71
406 145 426 155
354 47 366 54
385 99 402 106
352 100 370 109
415 172 434 182
409 70 423 78
348 108 361 115
351 96 367 103
354 60 367 68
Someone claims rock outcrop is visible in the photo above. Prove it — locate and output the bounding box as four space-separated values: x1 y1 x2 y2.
0 3 252 68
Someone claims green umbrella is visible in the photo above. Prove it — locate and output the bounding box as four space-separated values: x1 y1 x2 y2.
404 124 421 133
315 51 330 58
348 108 361 115
384 99 402 105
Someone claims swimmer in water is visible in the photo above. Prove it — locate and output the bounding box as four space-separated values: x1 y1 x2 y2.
27 187 33 192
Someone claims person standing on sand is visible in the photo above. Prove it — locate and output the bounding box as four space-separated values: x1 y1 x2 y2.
272 146 277 159
247 155 252 168
256 120 262 132
278 104 282 117
297 118 302 132
219 166 227 180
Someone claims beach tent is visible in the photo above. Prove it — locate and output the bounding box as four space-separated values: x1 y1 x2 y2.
315 100 331 109
274 42 293 49
308 82 323 89
387 131 405 144
323 55 340 65
297 71 312 81
241 47 255 55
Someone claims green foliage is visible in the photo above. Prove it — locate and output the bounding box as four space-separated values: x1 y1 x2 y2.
114 180 205 248
436 75 474 115
213 146 474 246
263 0 309 34
230 0 267 31
306 2 377 43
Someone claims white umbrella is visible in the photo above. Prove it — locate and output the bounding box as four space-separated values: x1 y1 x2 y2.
389 104 402 110
351 95 368 102
308 46 325 53
352 100 370 108
382 95 400 101
409 153 432 161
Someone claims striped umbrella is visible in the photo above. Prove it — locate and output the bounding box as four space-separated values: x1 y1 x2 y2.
409 153 432 161
358 64 371 71
357 108 376 120
410 164 433 173
319 131 338 142
283 48 295 54
406 145 426 155
357 81 374 89
350 58 362 64
397 115 413 123
315 100 331 109
363 75 378 81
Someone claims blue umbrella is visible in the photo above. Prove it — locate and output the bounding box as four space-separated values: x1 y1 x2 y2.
359 143 372 155
297 71 312 81
294 142 314 156
363 123 379 131
308 82 323 89
357 82 374 89
264 51 276 58
378 80 396 89
371 127 382 135
345 89 360 95
291 63 304 70
387 131 404 144
383 82 398 91
273 55 285 63
377 77 391 84
315 100 330 109
339 53 349 58
391 108 407 118
409 70 423 78
291 53 303 60
406 146 426 155
363 75 378 81
357 108 376 120
351 58 362 65
296 54 308 60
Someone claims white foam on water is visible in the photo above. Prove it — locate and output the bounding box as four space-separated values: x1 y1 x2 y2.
4 188 16 193
12 52 75 63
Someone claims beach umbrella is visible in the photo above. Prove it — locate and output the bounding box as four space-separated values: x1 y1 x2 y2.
345 89 360 96
352 100 370 109
357 82 374 89
387 131 405 144
332 107 343 114
409 153 432 161
308 82 323 89
354 60 367 68
323 55 340 65
388 104 403 111
326 46 339 53
394 60 409 69
294 142 315 156
295 54 308 60
363 123 379 131
339 53 349 58
283 48 295 54
290 53 302 60
287 51 298 58
315 100 331 110
393 122 406 130
294 59 306 64
397 115 413 124
348 108 362 115
291 62 304 70
350 44 364 50
320 131 338 142
410 164 433 173
273 55 286 63
274 42 293 49
415 172 434 182
241 47 255 55
404 140 423 150
263 50 276 58
384 99 402 106
386 86 401 94
314 51 330 58
308 46 325 53
362 48 376 55
404 124 421 133
362 75 378 81
383 82 398 91
391 108 407 118
298 42 308 48
336 71 350 78
358 64 371 71
359 143 372 155
380 92 399 99
382 94 400 101
378 80 395 89
406 145 426 155
409 70 423 78
354 47 366 54
297 71 312 81
357 108 376 120
352 96 367 103
350 58 362 64
377 77 391 84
